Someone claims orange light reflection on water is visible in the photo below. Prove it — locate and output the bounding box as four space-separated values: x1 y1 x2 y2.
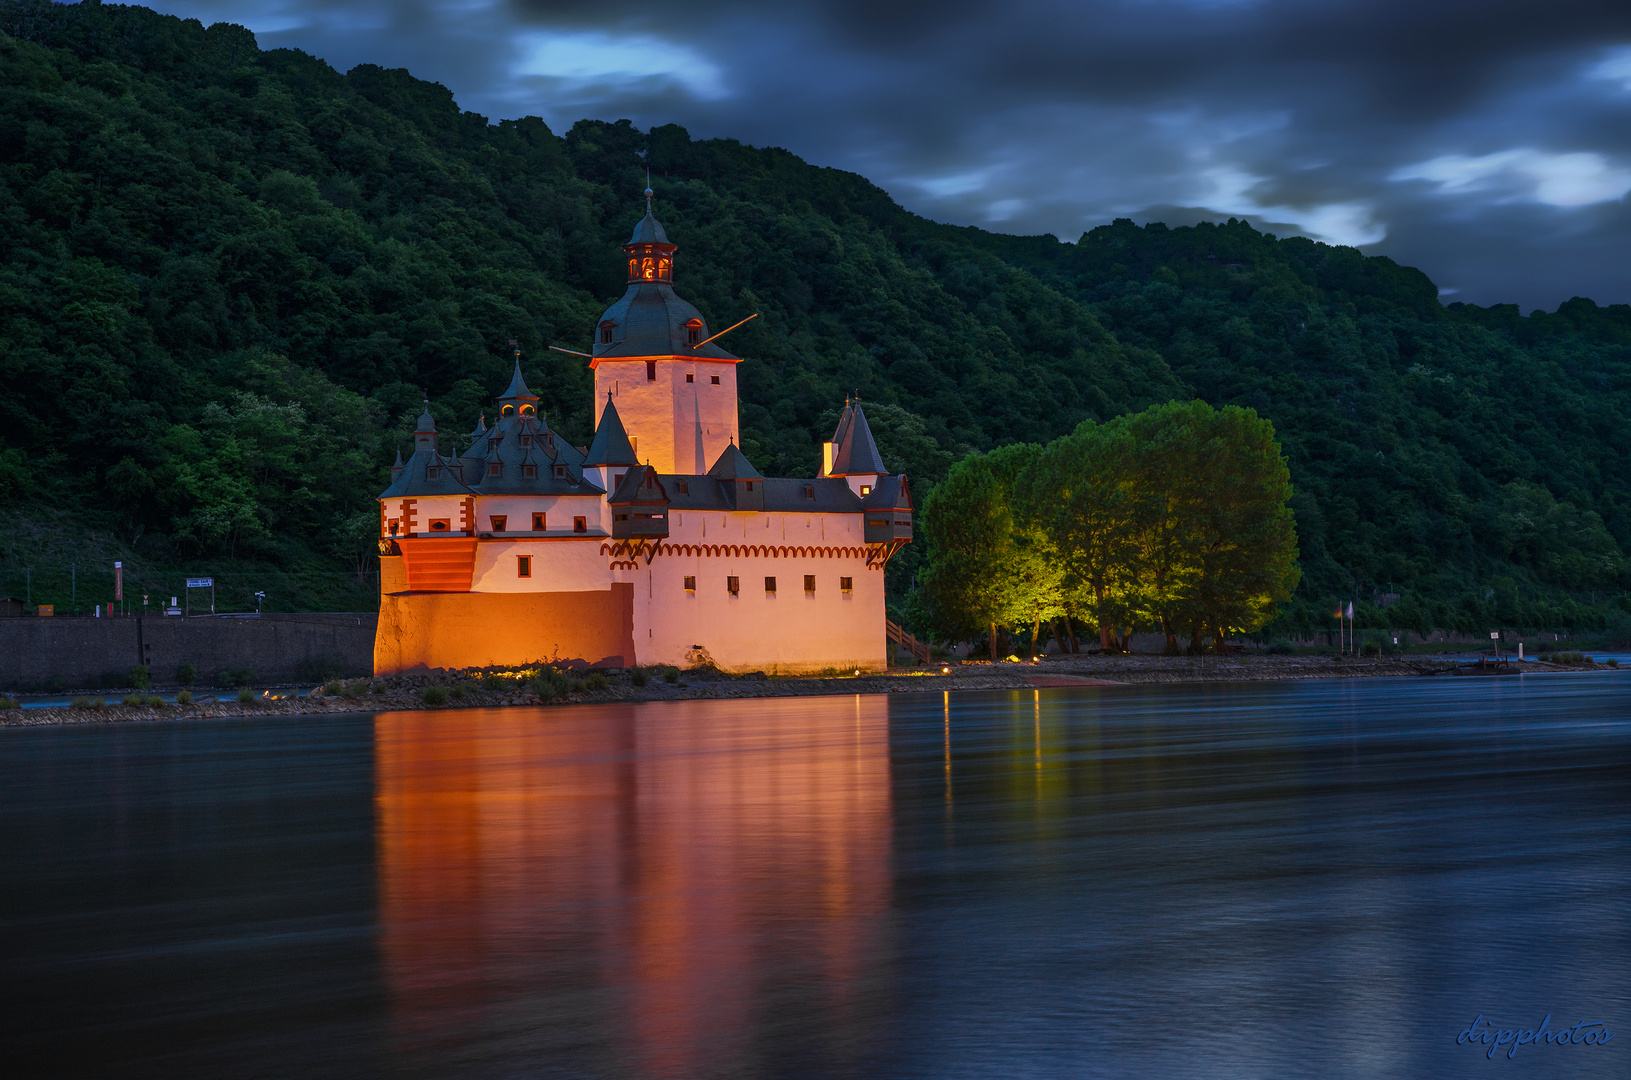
374 698 893 1077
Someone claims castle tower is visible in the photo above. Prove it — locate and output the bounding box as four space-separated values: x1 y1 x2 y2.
589 187 740 473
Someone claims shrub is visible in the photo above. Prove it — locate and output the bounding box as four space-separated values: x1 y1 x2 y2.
338 680 365 699
630 667 650 687
450 682 468 700
1607 659 1620 668
1554 651 1586 664
322 680 342 695
1265 640 1296 655
237 686 257 703
70 696 103 709
176 662 197 686
176 690 193 706
480 674 509 693
218 666 257 688
0 694 19 709
297 653 347 682
421 685 449 706
370 682 386 695
585 673 608 692
129 665 151 690
1361 641 1381 657
121 694 145 706
529 669 571 701
662 667 680 684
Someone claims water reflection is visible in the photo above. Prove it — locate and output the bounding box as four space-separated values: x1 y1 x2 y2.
374 697 892 1079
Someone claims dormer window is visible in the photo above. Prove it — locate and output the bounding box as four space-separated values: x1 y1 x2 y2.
519 435 531 447
686 319 703 346
488 463 501 476
599 321 616 344
744 481 755 492
554 465 567 478
613 473 625 489
677 481 689 495
522 465 536 479
425 466 439 480
803 485 814 500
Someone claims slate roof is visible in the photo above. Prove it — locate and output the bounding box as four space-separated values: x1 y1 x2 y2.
627 209 670 245
583 396 640 467
706 441 763 480
592 282 738 362
828 403 887 476
379 446 476 498
609 465 669 505
859 474 912 511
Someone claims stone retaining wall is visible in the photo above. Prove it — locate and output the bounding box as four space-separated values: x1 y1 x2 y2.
0 613 377 690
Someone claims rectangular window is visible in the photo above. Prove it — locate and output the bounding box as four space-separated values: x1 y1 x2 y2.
554 465 567 478
685 373 694 383
613 473 625 490
711 375 720 385
765 576 777 593
574 516 586 533
490 515 507 532
522 465 536 478
860 485 872 496
488 462 501 476
803 485 814 499
804 575 816 593
646 361 657 381
727 576 740 595
517 556 531 578
684 576 696 592
744 481 754 491
840 577 853 592
533 512 546 531
425 466 439 480
677 480 689 495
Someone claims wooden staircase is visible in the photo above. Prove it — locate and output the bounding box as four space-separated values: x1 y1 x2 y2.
887 619 931 664
397 537 478 592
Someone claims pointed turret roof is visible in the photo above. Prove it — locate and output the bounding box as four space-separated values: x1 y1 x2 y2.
415 400 436 433
706 440 763 480
497 360 539 411
828 402 886 475
583 395 639 467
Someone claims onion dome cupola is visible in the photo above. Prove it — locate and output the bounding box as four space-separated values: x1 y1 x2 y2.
592 188 739 363
413 400 438 451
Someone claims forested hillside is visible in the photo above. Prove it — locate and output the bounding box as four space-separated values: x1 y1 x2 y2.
1 1 1627 638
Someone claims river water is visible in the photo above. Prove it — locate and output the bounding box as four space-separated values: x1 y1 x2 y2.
3 675 1628 1078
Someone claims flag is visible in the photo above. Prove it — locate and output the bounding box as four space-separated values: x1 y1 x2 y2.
1345 602 1354 619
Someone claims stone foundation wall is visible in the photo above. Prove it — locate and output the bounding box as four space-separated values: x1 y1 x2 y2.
0 613 377 690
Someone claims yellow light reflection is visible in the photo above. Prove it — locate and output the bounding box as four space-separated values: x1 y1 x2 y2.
374 699 892 1075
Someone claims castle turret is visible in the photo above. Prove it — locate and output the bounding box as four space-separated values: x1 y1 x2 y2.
589 188 741 473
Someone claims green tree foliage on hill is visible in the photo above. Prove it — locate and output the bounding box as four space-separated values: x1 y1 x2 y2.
0 0 1626 633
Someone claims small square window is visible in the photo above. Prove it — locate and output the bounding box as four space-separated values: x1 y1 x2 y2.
840 577 853 592
684 576 696 592
517 556 531 578
573 516 586 533
490 515 507 532
425 466 439 480
744 481 754 491
522 465 536 478
860 484 872 496
533 512 546 531
765 576 777 593
554 465 567 478
804 575 815 593
727 576 740 595
711 375 720 385
613 473 625 490
685 373 694 383
488 462 501 476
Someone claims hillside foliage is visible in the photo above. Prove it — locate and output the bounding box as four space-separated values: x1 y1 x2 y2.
0 1 1627 636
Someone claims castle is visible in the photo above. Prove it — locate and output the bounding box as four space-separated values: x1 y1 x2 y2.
373 191 913 675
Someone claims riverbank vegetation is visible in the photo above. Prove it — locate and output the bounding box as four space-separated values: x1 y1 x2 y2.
0 1 1626 643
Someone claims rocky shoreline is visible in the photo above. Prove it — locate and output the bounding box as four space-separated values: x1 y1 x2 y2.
1 653 1616 728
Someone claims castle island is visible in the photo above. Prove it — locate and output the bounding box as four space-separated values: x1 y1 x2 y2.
373 191 914 675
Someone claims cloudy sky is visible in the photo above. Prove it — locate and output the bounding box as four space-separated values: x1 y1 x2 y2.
152 0 1631 310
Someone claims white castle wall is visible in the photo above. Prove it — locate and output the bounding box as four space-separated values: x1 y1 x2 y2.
593 357 740 473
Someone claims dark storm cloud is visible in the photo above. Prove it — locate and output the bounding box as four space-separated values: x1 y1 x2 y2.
156 0 1631 307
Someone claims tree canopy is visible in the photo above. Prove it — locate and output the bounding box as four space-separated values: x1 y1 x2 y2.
0 0 1627 635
